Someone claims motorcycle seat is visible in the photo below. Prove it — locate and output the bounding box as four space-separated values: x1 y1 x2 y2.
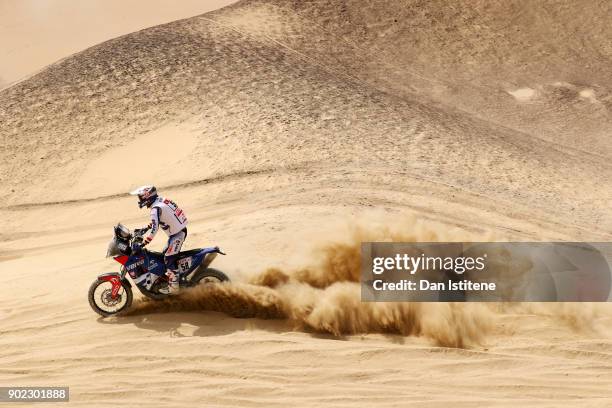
147 249 202 258
147 248 217 259
177 249 203 258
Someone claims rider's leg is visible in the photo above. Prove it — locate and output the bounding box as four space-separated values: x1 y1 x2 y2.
164 254 180 293
161 229 187 294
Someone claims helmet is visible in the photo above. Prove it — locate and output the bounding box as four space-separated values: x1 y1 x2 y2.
129 185 158 208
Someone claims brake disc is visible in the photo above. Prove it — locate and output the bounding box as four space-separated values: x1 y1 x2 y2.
101 288 122 307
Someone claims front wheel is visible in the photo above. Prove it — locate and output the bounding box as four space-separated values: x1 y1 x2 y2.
88 277 133 317
191 267 230 285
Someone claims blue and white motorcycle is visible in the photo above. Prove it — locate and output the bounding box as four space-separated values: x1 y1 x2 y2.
88 223 229 317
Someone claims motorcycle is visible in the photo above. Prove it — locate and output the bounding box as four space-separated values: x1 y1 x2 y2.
88 223 229 317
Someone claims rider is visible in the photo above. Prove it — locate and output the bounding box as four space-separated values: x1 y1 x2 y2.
129 185 188 295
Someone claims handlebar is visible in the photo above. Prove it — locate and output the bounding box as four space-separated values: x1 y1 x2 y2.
131 226 150 246
133 226 150 237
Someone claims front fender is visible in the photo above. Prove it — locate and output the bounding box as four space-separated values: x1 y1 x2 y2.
98 272 132 286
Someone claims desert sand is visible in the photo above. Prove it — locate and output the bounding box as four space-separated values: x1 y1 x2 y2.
1 0 612 406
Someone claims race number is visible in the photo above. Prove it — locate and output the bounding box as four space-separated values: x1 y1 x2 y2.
178 258 191 273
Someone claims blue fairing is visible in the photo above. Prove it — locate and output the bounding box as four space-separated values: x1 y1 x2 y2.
124 247 222 281
123 252 165 279
146 252 166 276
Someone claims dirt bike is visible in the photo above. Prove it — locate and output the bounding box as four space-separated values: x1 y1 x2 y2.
88 223 229 317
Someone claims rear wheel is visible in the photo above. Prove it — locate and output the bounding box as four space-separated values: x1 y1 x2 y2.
191 267 230 285
88 278 133 317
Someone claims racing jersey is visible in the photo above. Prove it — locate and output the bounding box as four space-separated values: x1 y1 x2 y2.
144 196 188 244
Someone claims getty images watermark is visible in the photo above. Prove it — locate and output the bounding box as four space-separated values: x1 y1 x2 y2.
361 242 612 302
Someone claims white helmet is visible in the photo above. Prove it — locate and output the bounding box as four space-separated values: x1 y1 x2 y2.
129 185 158 208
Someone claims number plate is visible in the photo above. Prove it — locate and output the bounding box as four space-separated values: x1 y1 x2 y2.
178 258 191 273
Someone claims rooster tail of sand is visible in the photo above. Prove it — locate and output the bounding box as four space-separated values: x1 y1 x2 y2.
127 216 496 347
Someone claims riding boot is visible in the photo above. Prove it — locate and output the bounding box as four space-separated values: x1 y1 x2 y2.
168 269 180 294
159 269 180 295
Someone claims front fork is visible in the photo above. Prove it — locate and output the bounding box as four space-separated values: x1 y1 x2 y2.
99 268 131 299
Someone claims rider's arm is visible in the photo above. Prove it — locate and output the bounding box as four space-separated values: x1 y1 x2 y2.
143 207 161 245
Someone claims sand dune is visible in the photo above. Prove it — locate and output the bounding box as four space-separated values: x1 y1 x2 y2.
1 0 610 237
1 0 611 406
0 0 237 88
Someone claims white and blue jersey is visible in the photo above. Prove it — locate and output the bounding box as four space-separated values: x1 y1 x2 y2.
144 196 188 246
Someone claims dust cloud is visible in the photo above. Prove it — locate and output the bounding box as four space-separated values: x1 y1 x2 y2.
127 216 494 347
126 216 606 347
